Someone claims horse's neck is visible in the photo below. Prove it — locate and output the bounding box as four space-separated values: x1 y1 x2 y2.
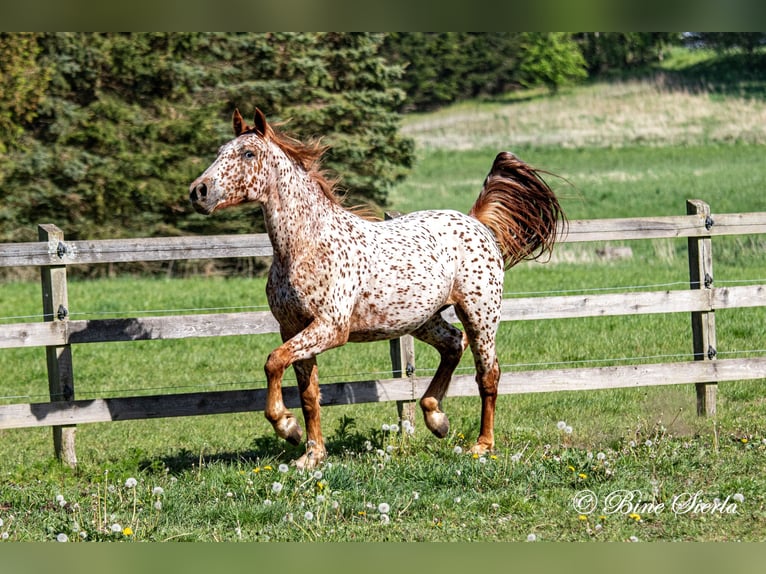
261 166 346 259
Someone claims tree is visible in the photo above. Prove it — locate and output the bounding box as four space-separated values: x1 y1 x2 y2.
517 33 587 93
0 33 413 244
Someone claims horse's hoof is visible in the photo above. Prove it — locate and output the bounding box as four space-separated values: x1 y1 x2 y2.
468 441 493 456
275 415 303 445
293 449 326 471
425 411 450 439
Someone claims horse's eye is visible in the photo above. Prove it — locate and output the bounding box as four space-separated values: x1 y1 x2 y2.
244 150 255 159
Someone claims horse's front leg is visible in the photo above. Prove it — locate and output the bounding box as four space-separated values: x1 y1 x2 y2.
263 319 347 468
292 357 325 469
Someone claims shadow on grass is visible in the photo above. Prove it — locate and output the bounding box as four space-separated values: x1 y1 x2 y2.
139 430 379 474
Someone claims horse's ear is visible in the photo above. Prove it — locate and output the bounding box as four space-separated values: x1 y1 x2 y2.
253 108 270 138
233 108 246 136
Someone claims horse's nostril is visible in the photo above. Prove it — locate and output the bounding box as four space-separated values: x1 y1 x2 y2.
197 183 208 198
190 182 208 203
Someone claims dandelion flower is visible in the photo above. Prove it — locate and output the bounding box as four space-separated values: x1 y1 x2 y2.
557 421 566 431
453 446 463 455
123 527 133 536
271 482 283 494
152 486 164 496
578 473 587 480
263 499 273 506
56 533 69 543
733 493 745 503
596 452 606 461
629 535 639 542
304 511 314 521
565 425 573 434
55 494 65 504
644 439 653 448
479 456 487 464
526 533 537 542
124 477 137 488
313 470 323 480
378 502 390 514
454 497 461 504
2 532 10 540
578 514 587 521
316 495 326 503
382 424 391 432
154 501 162 510
629 512 641 522
111 523 122 533
511 453 522 463
278 463 289 473
380 514 390 524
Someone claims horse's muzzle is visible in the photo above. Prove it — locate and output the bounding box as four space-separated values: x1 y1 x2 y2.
189 180 218 214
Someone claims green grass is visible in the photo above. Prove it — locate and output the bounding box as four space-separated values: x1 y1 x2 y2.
2 49 766 542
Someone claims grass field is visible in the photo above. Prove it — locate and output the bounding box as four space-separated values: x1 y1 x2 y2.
1 50 766 542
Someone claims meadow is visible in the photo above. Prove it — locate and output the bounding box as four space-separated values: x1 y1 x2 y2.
1 51 765 542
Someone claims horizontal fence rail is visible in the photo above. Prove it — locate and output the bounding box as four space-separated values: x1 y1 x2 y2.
1 200 765 466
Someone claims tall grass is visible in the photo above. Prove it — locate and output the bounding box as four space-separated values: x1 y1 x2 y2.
2 55 766 542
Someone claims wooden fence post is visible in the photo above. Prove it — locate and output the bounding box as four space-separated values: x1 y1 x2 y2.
38 224 77 467
687 200 717 417
385 212 417 426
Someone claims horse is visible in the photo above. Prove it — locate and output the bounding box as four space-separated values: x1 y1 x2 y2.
190 108 565 469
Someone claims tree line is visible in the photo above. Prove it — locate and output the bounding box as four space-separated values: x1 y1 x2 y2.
0 32 760 247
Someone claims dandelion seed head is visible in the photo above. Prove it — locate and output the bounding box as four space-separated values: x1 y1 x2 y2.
645 439 653 447
511 453 522 463
312 470 323 480
380 514 390 524
733 493 745 503
55 494 65 503
154 501 162 510
565 425 573 434
271 482 284 494
111 523 122 533
596 452 606 461
378 502 390 514
2 532 10 540
304 511 314 521
479 456 487 464
152 486 164 496
124 477 137 488
382 424 390 432
56 533 68 543
263 499 273 506
556 421 566 431
453 445 463 454
526 533 537 542
278 463 289 473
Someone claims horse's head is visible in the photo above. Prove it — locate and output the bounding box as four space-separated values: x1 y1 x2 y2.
189 108 274 214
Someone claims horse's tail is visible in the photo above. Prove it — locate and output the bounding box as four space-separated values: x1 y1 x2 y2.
469 151 566 269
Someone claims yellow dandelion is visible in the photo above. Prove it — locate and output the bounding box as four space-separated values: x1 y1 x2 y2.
253 467 261 473
472 453 480 459
263 465 273 471
567 465 575 472
578 514 587 521
578 473 587 480
358 511 366 516
741 438 749 444
122 527 134 536
628 512 641 522
490 455 498 460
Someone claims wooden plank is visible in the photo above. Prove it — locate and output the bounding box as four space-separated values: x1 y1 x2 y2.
2 212 765 268
1 357 764 430
1 285 764 350
0 234 274 267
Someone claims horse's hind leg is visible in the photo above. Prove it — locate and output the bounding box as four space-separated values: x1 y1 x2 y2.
453 305 500 455
413 314 469 438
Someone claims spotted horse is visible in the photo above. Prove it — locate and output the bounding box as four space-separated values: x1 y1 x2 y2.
190 108 565 469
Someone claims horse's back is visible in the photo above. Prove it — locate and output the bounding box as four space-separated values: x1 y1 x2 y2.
346 209 504 341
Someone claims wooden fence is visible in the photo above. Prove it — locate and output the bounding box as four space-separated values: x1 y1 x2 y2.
1 199 765 467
